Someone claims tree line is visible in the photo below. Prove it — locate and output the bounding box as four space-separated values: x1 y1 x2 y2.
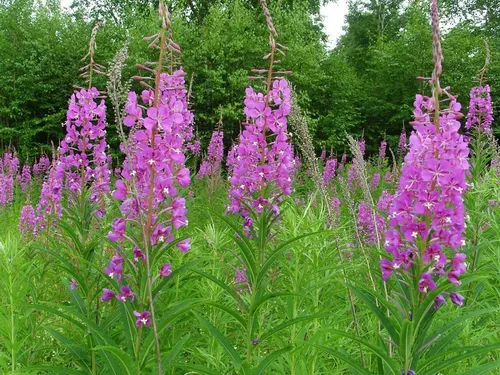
0 0 498 160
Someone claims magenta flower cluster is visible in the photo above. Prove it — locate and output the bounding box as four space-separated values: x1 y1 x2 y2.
358 138 365 156
323 157 337 185
378 140 387 165
338 153 347 172
104 68 193 306
330 196 341 225
465 85 493 133
20 165 31 193
187 139 201 157
33 156 50 177
197 130 224 179
398 130 407 155
357 201 385 246
320 149 326 161
59 87 110 203
0 152 18 206
36 159 65 232
19 205 36 235
227 79 295 224
0 174 14 206
382 94 469 307
369 173 380 190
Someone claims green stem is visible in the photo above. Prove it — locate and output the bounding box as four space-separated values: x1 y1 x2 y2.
246 293 256 364
9 266 16 372
135 327 142 375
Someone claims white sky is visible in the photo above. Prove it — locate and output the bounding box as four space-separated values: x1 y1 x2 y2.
60 0 347 47
321 1 348 47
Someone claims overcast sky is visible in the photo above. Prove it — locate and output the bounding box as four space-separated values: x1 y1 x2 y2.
60 0 348 47
321 1 348 47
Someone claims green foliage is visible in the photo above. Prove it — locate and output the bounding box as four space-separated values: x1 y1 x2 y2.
1 0 499 158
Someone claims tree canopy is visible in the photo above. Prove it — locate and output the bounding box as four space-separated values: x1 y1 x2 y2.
0 0 498 159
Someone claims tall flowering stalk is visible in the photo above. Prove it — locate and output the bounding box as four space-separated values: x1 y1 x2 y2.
0 152 18 206
197 113 225 196
466 85 493 134
464 42 494 271
398 128 407 156
60 23 110 215
227 77 294 229
59 87 110 207
315 3 490 374
0 173 14 206
323 157 337 185
36 156 64 234
193 2 323 372
104 3 192 373
381 0 468 372
20 165 31 193
382 1 469 306
19 205 36 237
378 139 387 167
466 42 494 182
33 156 50 179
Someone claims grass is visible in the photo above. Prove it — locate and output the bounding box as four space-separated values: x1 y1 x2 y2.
0 165 499 374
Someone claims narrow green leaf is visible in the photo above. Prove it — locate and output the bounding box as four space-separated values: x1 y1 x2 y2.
44 328 92 373
206 302 246 328
253 346 292 375
139 299 202 369
209 210 257 280
161 334 190 369
311 345 373 375
257 230 327 287
192 311 242 370
461 360 500 375
327 329 400 374
119 302 137 356
169 363 219 374
94 345 136 375
192 269 248 309
20 365 88 375
251 292 298 315
257 313 333 347
420 343 500 374
348 284 399 345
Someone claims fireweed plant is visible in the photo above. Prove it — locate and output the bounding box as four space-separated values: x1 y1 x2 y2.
191 1 324 373
28 23 116 375
1 1 500 374
196 112 225 198
0 152 18 206
315 1 499 374
466 42 494 183
464 42 495 272
102 2 197 373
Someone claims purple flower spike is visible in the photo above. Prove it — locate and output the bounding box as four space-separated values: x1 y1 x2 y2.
197 130 224 179
227 79 295 232
381 93 469 296
466 85 493 133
